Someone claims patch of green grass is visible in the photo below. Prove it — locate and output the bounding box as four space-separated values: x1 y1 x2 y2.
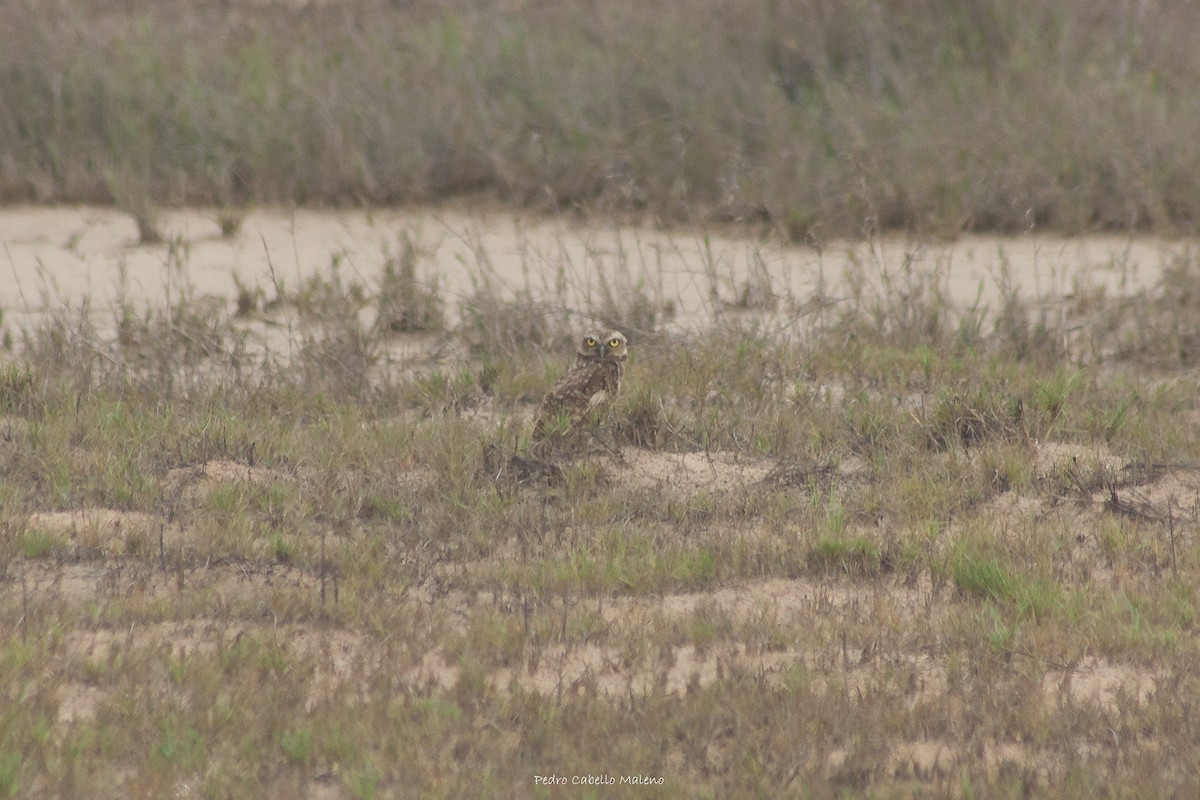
152 719 207 772
269 534 298 565
671 548 718 585
0 365 34 415
13 530 69 559
1167 582 1196 627
0 751 20 799
950 544 1063 620
347 764 383 800
96 450 156 510
410 369 479 411
809 533 882 575
359 493 411 524
682 603 733 651
205 483 246 516
280 727 314 767
525 530 719 597
926 385 1025 450
984 604 1021 654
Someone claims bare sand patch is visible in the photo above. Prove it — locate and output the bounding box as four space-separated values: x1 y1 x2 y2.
884 739 956 780
1103 466 1200 521
26 508 159 540
412 575 947 701
3 206 1194 352
11 559 322 605
164 458 284 499
1030 440 1127 479
13 561 116 601
405 638 798 699
1043 657 1159 712
827 739 1051 785
606 448 774 498
623 574 940 627
18 509 162 558
55 682 103 726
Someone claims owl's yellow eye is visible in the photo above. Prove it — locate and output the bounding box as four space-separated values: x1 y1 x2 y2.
585 337 597 347
608 338 621 348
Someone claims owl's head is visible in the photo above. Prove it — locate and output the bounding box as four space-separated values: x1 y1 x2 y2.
578 330 628 360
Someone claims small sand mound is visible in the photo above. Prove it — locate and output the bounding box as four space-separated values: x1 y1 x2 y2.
26 508 159 544
1031 440 1126 481
1033 440 1124 470
1104 467 1200 521
607 448 774 498
1043 658 1159 713
15 562 118 600
164 458 284 501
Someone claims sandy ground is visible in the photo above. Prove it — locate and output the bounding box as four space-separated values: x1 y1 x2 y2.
1 206 1193 344
3 207 1197 792
18 441 1183 721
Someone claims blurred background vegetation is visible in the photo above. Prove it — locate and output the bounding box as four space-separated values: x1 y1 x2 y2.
1 0 1196 239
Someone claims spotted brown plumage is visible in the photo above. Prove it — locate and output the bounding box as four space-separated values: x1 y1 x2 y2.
532 330 628 446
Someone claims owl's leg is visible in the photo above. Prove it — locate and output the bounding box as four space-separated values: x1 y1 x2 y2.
581 413 625 464
530 409 579 457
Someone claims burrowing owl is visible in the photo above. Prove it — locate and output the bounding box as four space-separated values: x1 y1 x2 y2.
532 330 628 445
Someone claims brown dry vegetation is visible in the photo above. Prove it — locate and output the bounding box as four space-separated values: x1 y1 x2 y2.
3 224 1200 798
2 0 1200 238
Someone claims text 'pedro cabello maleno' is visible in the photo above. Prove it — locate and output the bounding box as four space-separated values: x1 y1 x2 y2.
533 774 665 786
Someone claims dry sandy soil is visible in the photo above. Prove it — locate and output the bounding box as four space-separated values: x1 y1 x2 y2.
12 440 1193 790
1 205 1188 340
